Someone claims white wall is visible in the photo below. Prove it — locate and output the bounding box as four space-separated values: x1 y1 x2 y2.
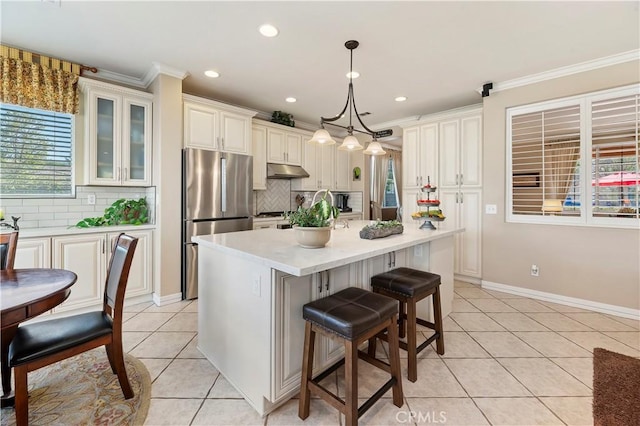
482 60 640 310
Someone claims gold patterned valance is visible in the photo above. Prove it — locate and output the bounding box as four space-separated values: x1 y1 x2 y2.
0 45 95 115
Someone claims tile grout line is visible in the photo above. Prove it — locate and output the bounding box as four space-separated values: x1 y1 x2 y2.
454 288 577 425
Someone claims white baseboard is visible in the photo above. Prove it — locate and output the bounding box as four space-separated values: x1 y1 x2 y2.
152 292 183 307
455 274 482 285
481 280 640 320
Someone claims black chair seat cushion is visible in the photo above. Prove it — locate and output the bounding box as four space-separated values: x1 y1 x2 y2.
303 287 397 340
371 267 441 298
9 311 113 366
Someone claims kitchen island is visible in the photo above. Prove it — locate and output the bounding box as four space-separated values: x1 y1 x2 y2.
193 221 463 416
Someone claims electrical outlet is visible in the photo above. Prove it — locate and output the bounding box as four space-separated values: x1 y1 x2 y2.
252 275 261 296
485 204 497 215
531 264 539 277
87 194 96 205
414 244 423 257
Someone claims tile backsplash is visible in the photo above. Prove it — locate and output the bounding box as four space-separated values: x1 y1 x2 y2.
255 180 291 213
0 186 156 229
254 179 364 214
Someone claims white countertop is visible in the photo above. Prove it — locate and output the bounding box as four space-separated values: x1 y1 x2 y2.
4 224 156 238
194 220 463 276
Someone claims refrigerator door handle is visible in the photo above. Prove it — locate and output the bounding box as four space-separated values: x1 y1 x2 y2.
221 157 227 212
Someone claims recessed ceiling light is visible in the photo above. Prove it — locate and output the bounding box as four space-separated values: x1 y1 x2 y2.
285 97 296 103
395 96 407 102
204 70 220 78
346 71 360 79
259 24 279 37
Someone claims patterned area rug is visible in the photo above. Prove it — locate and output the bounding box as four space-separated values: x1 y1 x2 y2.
0 349 150 425
593 347 640 426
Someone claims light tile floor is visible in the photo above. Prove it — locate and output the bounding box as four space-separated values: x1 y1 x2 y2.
123 281 639 426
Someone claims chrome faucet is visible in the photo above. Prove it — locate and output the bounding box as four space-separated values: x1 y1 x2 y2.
0 216 20 231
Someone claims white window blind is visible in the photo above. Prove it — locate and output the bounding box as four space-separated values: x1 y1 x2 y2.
511 104 581 216
591 94 639 219
0 103 74 197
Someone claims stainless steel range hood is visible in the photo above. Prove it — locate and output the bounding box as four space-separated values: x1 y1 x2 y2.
267 163 310 179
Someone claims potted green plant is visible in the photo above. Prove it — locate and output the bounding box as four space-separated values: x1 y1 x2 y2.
286 191 339 248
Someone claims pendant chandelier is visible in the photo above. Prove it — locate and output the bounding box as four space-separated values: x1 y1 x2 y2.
308 40 391 155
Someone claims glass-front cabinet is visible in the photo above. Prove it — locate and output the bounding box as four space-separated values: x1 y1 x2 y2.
80 78 152 186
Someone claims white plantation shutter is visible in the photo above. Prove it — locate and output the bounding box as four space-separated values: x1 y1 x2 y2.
511 104 581 216
0 103 74 197
591 94 639 219
508 84 639 227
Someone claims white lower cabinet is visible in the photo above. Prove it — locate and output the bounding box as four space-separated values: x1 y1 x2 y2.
14 237 51 269
50 229 153 313
362 250 407 290
440 189 482 278
108 230 152 298
53 234 106 313
272 262 360 402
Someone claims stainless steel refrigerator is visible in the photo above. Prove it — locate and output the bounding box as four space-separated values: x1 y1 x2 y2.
181 148 253 300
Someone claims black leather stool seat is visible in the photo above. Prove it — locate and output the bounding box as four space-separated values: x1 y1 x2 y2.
371 267 441 298
9 312 113 365
303 287 397 339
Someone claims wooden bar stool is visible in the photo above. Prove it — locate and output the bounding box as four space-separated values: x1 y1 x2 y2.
298 287 403 426
369 267 444 382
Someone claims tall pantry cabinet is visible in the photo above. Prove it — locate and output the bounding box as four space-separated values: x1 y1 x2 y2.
402 106 483 281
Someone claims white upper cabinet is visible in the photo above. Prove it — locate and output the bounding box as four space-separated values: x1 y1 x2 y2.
403 124 438 189
334 146 351 191
183 94 257 154
79 78 153 186
292 142 335 191
265 124 303 166
439 114 482 188
252 124 268 190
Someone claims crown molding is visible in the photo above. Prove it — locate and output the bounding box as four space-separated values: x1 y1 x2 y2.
477 49 640 95
93 68 148 89
142 62 189 87
398 104 483 128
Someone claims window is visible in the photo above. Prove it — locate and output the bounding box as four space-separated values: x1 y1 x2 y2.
0 103 74 197
507 85 639 227
383 158 399 207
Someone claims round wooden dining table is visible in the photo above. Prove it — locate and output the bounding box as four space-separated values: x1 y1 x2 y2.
0 268 77 407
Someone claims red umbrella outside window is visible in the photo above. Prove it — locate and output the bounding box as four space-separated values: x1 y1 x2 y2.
591 171 640 186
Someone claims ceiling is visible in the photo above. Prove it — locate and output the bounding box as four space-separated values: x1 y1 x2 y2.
1 1 639 143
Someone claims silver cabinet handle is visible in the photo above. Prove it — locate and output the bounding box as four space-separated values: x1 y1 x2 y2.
221 137 225 149
416 177 419 186
116 167 121 181
102 238 105 254
392 251 396 267
326 272 330 292
460 173 463 185
460 192 463 203
318 272 323 293
124 167 128 181
455 193 459 203
387 253 392 269
419 176 423 186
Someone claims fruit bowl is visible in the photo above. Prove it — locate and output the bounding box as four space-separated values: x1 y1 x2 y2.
417 200 440 206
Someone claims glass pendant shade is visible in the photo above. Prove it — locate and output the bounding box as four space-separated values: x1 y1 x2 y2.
337 135 363 151
308 128 336 145
363 141 386 156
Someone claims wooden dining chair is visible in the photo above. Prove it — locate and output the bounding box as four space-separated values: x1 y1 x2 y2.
8 233 138 426
0 231 18 270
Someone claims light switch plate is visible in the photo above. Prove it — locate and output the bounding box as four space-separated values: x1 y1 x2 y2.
485 204 497 214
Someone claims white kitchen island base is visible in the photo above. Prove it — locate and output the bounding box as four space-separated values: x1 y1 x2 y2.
194 221 461 416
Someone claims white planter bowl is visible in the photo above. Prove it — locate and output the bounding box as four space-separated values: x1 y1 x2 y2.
293 226 331 248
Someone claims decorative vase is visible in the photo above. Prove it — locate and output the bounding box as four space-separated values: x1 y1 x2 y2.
294 226 331 248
